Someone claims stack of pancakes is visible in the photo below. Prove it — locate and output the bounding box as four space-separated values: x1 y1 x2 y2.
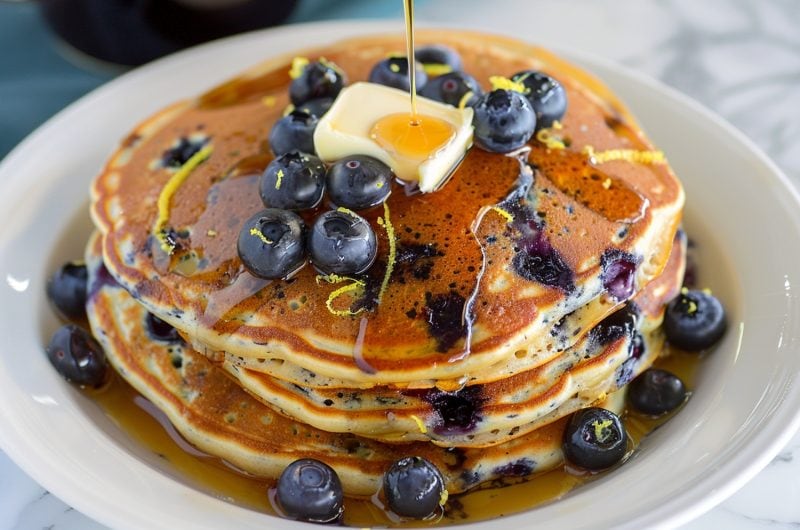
86 31 685 498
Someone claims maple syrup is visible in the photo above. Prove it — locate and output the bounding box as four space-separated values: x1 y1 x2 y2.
90 347 701 526
369 0 457 167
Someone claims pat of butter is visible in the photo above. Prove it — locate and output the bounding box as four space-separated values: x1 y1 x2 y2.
314 82 473 193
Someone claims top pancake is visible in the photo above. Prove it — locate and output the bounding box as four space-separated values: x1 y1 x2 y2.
91 30 684 387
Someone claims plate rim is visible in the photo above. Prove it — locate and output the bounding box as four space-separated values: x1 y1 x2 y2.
1 19 800 530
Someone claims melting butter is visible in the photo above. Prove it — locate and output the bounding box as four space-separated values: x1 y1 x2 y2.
314 82 473 193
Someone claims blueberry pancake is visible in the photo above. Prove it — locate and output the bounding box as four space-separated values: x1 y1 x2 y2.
90 30 684 389
84 231 627 496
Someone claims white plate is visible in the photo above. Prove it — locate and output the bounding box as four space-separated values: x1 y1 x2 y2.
2 20 800 530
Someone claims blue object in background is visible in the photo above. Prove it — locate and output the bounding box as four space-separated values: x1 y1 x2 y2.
0 0 430 160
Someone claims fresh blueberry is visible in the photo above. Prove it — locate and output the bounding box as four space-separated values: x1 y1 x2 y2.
260 151 326 210
145 313 181 343
45 324 108 387
276 459 343 524
419 71 483 107
289 59 346 106
308 210 377 275
46 262 88 321
383 456 446 519
237 209 306 280
472 89 537 153
415 44 463 74
628 368 687 416
512 70 567 129
268 110 318 156
368 57 428 92
664 289 726 351
326 155 393 210
562 407 628 470
294 97 334 119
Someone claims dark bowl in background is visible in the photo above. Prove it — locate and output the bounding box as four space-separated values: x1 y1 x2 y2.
39 0 299 66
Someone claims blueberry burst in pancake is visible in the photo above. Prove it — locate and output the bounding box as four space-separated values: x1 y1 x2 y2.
76 29 711 524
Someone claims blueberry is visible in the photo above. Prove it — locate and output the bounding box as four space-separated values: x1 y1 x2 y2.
308 210 377 276
664 289 726 351
415 44 463 75
46 262 88 321
260 151 325 210
562 407 628 470
419 71 483 107
268 110 318 156
145 313 181 343
326 155 393 210
294 97 334 119
45 324 108 387
628 368 687 416
511 70 567 129
276 459 343 524
289 59 346 106
472 89 537 153
237 209 306 280
368 57 428 92
161 136 208 168
383 456 446 519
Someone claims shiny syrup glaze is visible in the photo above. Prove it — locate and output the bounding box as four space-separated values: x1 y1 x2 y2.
88 346 701 526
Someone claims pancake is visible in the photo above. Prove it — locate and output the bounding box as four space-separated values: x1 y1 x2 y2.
90 30 684 388
217 232 684 447
84 231 626 496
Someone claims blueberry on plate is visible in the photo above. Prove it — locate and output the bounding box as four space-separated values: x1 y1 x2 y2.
294 97 334 119
415 44 463 75
562 407 628 470
511 70 567 129
628 368 687 416
276 459 343 524
368 56 428 92
45 324 108 387
664 289 726 351
383 456 446 519
289 59 346 106
46 261 88 321
419 71 483 107
326 155 393 210
472 89 537 153
268 109 318 156
260 151 326 210
238 209 306 280
308 210 377 276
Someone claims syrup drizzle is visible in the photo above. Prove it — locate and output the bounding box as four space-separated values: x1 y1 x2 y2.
404 0 418 120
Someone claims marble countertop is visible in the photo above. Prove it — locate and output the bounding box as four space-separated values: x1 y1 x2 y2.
1 0 799 528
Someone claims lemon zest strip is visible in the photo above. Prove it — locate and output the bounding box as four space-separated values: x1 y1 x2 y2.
490 206 514 223
439 489 449 507
249 227 273 245
536 128 566 150
422 63 453 76
457 90 474 110
316 274 366 317
154 144 213 254
489 75 526 93
275 169 284 190
410 414 428 434
584 145 666 165
289 57 309 79
376 202 397 304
